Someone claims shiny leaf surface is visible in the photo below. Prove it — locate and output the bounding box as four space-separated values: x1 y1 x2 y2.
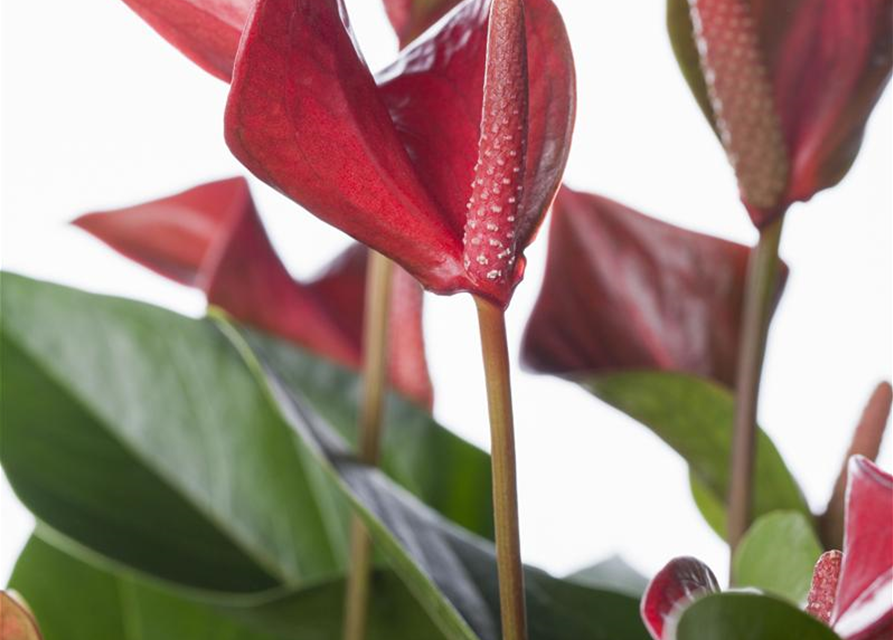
673 592 842 640
586 373 810 538
1 273 647 640
732 510 823 603
9 535 439 640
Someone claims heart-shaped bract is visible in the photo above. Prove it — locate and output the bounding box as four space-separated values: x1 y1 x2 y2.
115 0 575 307
74 177 434 407
521 186 787 387
830 456 893 640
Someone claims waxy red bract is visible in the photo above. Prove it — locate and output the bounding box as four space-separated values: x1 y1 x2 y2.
225 0 575 306
114 0 575 307
669 0 893 227
521 186 787 387
830 456 893 640
74 177 434 408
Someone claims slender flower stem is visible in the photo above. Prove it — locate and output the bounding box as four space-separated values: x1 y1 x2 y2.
474 296 527 640
342 250 394 640
727 216 784 576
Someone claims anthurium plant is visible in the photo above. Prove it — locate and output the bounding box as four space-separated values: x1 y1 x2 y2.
0 0 890 639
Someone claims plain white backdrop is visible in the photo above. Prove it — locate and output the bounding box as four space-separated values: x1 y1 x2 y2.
1 0 891 591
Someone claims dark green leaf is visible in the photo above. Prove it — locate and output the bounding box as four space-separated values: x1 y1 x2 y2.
674 592 842 640
732 511 823 604
9 534 439 640
584 372 811 538
2 274 649 640
231 322 651 640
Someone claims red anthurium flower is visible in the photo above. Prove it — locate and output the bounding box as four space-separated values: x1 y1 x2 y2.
521 186 787 387
641 457 892 640
115 0 575 306
73 177 434 408
669 0 892 227
827 456 893 640
224 0 574 307
640 556 721 640
382 0 464 47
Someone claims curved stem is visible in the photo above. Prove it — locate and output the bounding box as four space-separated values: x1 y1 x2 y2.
727 216 784 577
342 251 394 640
475 296 527 640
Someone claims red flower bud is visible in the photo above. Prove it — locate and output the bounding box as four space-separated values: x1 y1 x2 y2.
640 556 721 640
669 0 892 227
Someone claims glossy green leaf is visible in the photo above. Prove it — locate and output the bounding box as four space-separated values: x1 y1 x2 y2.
732 511 824 604
674 592 842 640
0 271 490 594
1 274 649 640
228 311 493 541
230 322 651 640
9 534 439 640
566 556 649 598
584 372 811 539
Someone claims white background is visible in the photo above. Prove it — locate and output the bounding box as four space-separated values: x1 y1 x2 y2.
1 0 891 590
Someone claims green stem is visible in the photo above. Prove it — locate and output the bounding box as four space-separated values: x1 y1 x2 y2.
727 216 784 577
342 251 394 640
475 296 528 640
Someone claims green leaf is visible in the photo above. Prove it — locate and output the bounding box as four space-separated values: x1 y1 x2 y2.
584 372 811 538
566 556 649 598
229 314 494 541
1 272 345 591
674 592 842 640
732 511 823 604
2 274 649 640
9 534 439 640
689 472 729 539
0 272 490 593
229 322 651 640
